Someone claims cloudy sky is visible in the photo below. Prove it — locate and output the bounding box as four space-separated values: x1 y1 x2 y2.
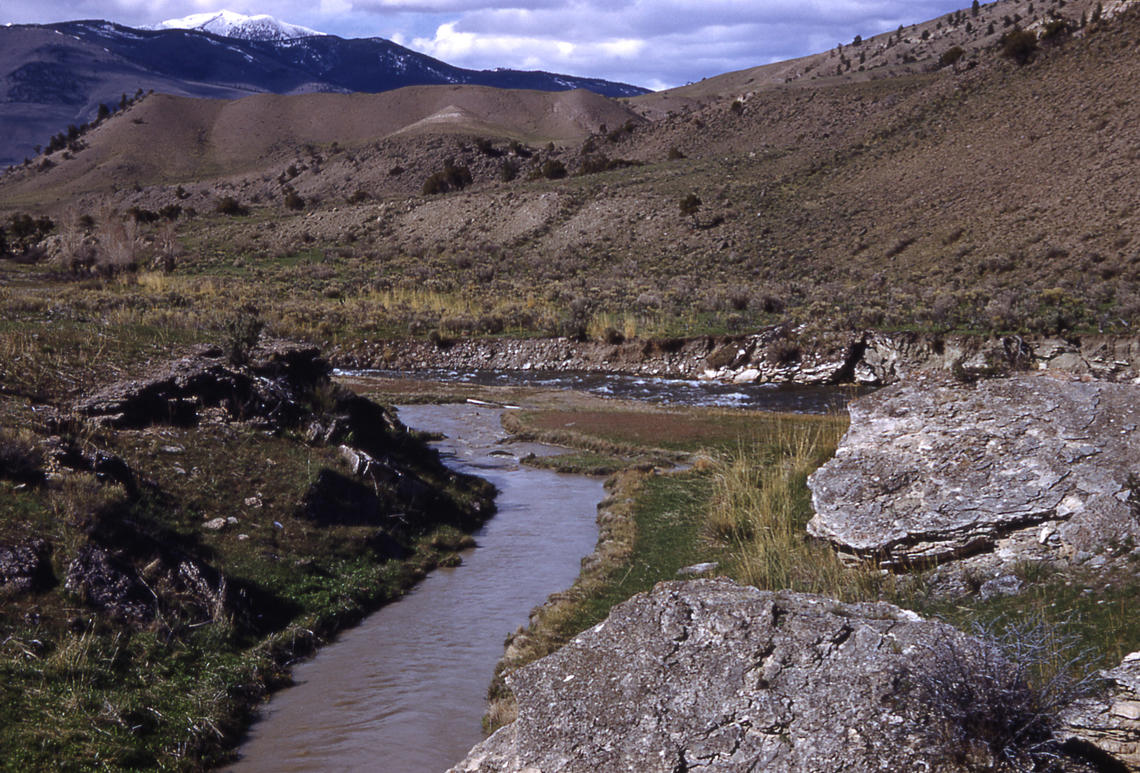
3 1 975 89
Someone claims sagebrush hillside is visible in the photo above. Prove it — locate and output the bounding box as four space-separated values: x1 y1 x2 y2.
1 0 1138 343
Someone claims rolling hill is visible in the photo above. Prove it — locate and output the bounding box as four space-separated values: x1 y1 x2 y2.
0 16 648 168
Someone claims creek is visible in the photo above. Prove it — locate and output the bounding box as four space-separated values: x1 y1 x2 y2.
229 403 605 772
336 368 869 413
230 374 860 772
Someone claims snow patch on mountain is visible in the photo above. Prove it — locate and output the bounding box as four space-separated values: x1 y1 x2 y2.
154 10 324 42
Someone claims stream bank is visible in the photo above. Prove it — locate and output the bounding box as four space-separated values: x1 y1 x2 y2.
335 329 1140 386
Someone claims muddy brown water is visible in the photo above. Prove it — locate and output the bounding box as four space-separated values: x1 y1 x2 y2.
228 403 605 773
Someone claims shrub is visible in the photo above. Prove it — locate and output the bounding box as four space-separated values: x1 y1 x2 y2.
578 155 642 176
1040 19 1070 42
667 147 686 160
474 137 503 157
283 188 305 211
601 327 624 345
940 46 966 68
903 621 1096 771
679 193 702 216
158 204 182 221
347 189 370 204
500 160 519 182
7 213 54 252
223 307 264 366
127 207 159 224
1001 28 1038 64
0 431 43 484
215 197 249 216
423 159 473 195
540 160 567 180
96 217 143 275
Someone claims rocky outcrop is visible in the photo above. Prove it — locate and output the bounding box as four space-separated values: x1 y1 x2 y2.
64 544 157 622
1061 651 1140 771
807 372 1140 567
64 543 236 625
0 538 54 594
338 331 1140 386
75 341 329 428
451 579 1066 773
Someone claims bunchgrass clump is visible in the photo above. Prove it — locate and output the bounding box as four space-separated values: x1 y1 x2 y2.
705 420 882 600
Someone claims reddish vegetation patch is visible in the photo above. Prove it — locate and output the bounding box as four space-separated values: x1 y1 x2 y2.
524 409 799 451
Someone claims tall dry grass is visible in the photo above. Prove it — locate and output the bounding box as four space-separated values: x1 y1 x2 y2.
706 418 885 601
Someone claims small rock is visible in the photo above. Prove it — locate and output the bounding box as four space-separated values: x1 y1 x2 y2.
243 496 263 508
159 445 184 454
979 575 1023 600
237 534 250 541
203 518 227 531
676 562 719 576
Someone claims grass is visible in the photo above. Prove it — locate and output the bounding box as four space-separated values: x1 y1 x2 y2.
706 424 884 600
520 450 642 476
0 287 496 768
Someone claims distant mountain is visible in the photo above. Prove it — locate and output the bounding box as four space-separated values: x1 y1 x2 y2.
152 9 324 42
0 18 649 167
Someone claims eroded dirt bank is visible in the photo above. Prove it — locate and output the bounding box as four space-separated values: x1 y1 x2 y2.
336 329 1140 386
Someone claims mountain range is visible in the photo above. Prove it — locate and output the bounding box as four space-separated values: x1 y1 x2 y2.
0 11 648 167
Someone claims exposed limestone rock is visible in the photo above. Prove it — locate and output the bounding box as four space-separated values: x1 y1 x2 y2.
1061 651 1140 770
450 579 1051 773
807 372 1140 567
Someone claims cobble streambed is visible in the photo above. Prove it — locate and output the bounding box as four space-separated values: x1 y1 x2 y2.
336 368 870 413
229 403 605 772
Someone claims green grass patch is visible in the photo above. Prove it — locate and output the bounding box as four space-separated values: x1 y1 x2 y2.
559 471 719 633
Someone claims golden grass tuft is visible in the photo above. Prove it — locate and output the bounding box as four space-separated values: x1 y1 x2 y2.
706 419 885 601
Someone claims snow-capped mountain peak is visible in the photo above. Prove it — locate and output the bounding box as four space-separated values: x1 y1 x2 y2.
154 10 323 41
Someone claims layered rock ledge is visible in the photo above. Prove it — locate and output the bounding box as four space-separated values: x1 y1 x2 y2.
1062 651 1140 770
449 579 1059 773
807 372 1140 567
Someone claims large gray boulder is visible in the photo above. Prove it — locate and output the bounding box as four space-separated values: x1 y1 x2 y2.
807 373 1140 567
450 579 1060 773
